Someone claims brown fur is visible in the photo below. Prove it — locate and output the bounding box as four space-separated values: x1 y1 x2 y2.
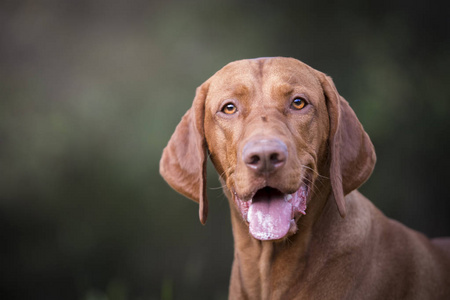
160 57 450 299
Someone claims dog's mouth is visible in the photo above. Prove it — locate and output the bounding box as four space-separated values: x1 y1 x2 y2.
233 181 309 241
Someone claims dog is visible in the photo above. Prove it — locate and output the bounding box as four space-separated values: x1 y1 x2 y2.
160 57 450 299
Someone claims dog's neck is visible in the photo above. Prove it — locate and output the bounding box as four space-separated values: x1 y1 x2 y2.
226 183 337 299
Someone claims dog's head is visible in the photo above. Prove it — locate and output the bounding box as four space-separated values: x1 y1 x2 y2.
160 57 376 241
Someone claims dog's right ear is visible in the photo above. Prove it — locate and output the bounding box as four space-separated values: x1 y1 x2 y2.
159 81 210 225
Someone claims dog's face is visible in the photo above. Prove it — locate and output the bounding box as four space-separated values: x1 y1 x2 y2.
204 58 330 240
160 57 375 241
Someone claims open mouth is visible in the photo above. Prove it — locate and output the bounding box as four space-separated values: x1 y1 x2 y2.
233 181 309 241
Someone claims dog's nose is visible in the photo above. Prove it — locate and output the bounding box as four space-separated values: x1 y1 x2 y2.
242 139 288 174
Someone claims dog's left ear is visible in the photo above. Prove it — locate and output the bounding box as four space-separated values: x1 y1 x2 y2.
160 81 210 225
316 71 376 218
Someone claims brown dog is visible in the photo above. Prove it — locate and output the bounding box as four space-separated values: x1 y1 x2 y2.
160 57 450 299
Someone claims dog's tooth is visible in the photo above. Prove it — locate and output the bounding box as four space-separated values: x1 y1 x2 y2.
285 194 292 202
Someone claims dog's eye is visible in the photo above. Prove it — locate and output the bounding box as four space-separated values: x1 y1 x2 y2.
222 103 237 115
291 97 307 110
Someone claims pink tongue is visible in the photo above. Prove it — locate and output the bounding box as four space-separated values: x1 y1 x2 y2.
247 191 292 240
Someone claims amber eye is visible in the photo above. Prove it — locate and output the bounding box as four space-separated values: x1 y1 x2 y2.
221 103 237 115
291 97 307 110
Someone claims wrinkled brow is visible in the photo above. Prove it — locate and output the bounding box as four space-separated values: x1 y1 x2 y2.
229 84 251 96
274 83 294 96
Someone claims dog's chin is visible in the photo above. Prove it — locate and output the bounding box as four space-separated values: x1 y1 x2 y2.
233 181 310 241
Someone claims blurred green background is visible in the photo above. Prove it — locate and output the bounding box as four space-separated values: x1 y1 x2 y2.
1 0 449 299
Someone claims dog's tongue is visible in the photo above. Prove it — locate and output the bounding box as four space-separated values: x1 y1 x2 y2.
247 188 292 240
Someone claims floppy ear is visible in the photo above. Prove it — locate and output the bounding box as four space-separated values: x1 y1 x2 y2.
317 72 376 218
159 82 209 224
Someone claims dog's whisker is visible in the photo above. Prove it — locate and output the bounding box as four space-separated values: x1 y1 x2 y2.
209 186 225 190
301 164 329 180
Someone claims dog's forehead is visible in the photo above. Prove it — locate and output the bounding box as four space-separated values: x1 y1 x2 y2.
209 57 320 94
